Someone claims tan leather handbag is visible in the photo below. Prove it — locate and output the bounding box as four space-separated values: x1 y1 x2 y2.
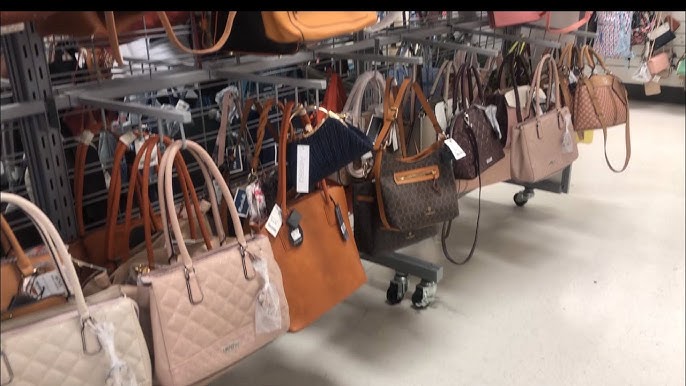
261 101 367 332
140 139 288 386
1 216 67 321
573 46 631 173
261 12 377 43
0 193 152 386
510 54 579 183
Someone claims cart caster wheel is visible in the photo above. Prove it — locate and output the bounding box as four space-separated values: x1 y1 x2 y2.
411 280 437 309
513 192 528 207
386 273 408 305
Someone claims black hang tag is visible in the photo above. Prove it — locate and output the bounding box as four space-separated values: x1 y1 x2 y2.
234 188 250 218
287 210 303 247
334 204 349 241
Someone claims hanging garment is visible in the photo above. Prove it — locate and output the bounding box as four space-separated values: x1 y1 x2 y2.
594 11 634 59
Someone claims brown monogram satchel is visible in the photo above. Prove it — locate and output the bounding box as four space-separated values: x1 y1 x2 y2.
573 46 631 173
373 78 460 232
449 63 505 180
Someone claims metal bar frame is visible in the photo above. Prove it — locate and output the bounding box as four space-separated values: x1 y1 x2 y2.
1 22 77 239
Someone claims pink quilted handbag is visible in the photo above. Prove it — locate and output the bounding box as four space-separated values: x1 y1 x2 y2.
140 139 289 386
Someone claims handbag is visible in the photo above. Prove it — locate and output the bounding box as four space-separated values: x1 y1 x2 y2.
373 78 460 232
69 131 156 280
421 59 458 148
261 12 377 43
352 181 438 255
650 20 677 51
337 70 387 183
485 52 534 147
285 105 373 190
259 100 366 332
510 54 579 183
216 97 280 233
449 63 505 179
665 15 681 32
0 193 152 386
573 46 631 173
139 139 289 386
677 54 685 77
1 215 67 321
489 11 592 33
648 52 672 75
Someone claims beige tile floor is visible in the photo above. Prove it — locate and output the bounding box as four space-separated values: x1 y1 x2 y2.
214 101 685 386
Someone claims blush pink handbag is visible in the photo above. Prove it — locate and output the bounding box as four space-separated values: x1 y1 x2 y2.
510 54 579 183
140 139 289 386
648 52 671 75
489 11 592 34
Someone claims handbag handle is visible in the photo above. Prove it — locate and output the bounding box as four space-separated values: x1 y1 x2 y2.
453 62 485 113
149 140 249 301
155 136 224 261
582 45 613 75
0 216 37 277
429 59 459 102
118 135 216 267
1 193 94 324
243 98 277 172
375 78 443 153
525 53 563 118
157 11 237 55
341 70 386 129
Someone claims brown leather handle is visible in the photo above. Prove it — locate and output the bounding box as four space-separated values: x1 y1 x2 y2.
526 54 562 116
0 215 35 277
158 11 236 55
246 98 277 171
582 45 612 74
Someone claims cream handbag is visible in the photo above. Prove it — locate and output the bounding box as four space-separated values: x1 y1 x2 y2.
0 193 152 386
140 139 289 386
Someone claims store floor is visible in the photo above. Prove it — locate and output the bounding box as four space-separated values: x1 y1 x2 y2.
213 101 685 386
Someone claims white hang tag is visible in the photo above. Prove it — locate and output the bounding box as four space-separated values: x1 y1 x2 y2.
568 71 578 84
133 136 158 170
175 99 190 112
212 180 223 205
444 138 467 161
265 204 283 238
296 145 310 194
31 270 68 298
434 102 448 130
390 124 399 152
253 255 282 334
562 112 574 154
246 181 267 223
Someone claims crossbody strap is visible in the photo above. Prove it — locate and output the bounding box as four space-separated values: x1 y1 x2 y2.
441 113 481 265
584 78 631 172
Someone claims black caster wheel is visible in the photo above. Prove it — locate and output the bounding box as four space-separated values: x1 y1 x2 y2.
386 273 409 305
411 280 437 309
513 192 528 207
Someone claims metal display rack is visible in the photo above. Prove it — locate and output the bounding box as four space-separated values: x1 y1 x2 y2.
0 12 593 308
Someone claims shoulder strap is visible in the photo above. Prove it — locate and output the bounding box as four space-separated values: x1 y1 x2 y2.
0 215 35 277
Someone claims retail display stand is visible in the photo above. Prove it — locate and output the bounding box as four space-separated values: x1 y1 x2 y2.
0 12 591 309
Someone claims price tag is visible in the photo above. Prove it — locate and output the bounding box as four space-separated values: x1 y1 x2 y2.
296 145 310 193
265 205 283 238
133 136 158 170
444 138 466 161
31 270 68 298
234 188 249 218
175 99 190 112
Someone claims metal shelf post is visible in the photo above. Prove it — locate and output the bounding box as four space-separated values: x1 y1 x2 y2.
1 23 77 240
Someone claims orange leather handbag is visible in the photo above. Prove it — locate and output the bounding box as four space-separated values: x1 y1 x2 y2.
261 101 367 332
261 12 378 43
